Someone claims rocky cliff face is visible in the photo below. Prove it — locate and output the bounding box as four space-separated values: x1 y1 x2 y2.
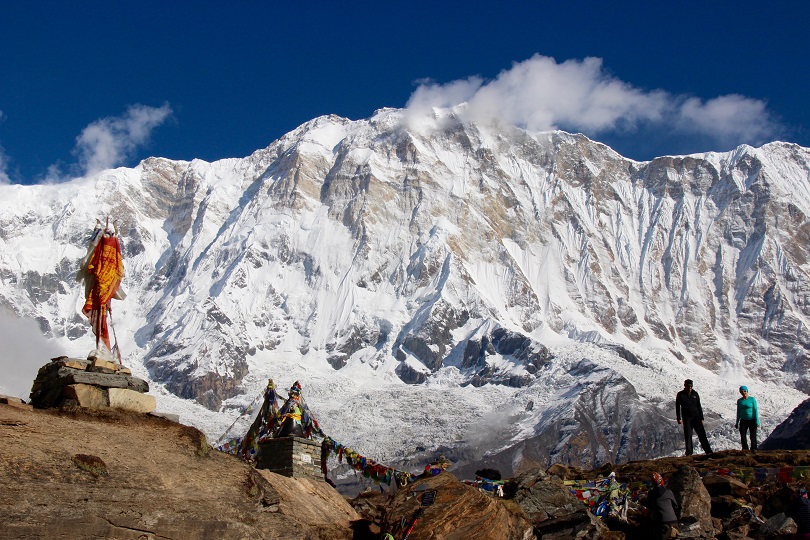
0 108 808 471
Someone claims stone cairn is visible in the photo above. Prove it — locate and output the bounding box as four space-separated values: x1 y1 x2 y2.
29 355 156 414
256 437 324 480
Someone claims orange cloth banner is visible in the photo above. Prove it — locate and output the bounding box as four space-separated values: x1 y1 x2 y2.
82 235 124 350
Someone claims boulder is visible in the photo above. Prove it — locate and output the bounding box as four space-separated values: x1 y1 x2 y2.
668 465 715 538
509 469 607 539
0 395 32 410
349 489 389 525
381 472 533 540
62 370 149 393
722 506 757 537
754 512 797 538
89 358 121 374
726 530 754 540
63 358 91 370
546 463 572 479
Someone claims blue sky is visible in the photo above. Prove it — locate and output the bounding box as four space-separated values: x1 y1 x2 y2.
0 1 807 184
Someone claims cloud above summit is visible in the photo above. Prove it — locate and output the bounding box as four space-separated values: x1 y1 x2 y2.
0 104 173 184
75 103 173 176
406 55 779 149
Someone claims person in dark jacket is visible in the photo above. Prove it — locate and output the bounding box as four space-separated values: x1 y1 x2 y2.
675 379 713 455
644 472 679 540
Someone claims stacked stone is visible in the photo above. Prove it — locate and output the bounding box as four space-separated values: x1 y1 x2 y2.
29 356 155 414
255 437 324 480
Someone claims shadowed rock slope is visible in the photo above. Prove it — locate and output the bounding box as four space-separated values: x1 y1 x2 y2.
0 402 359 540
761 396 810 450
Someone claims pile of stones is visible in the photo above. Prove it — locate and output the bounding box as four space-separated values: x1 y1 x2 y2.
29 355 155 414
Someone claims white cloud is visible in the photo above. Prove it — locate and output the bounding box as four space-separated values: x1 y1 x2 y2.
405 77 483 123
675 94 776 146
0 147 10 185
74 103 173 176
405 54 779 149
0 110 9 184
465 56 669 133
0 314 61 399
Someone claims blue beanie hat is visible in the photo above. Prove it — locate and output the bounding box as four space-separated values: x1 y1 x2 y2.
739 385 748 392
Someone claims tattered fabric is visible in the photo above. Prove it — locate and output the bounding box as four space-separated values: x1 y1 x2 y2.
82 235 124 351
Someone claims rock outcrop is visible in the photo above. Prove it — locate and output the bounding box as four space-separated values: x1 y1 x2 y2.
0 401 359 539
379 472 534 540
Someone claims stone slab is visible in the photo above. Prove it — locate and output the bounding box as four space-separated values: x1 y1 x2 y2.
702 474 749 497
107 388 156 414
60 368 149 393
90 358 120 374
51 357 91 370
63 359 90 370
62 384 108 409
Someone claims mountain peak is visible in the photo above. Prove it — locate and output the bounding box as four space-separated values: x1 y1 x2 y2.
1 113 808 474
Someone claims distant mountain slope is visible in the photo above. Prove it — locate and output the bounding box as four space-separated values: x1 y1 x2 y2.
0 108 808 472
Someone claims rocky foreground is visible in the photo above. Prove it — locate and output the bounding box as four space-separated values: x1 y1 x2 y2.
1 399 808 539
0 400 359 539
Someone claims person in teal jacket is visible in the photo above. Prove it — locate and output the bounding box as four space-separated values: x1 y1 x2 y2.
735 385 760 450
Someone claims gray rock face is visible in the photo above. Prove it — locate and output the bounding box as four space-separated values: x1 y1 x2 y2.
461 327 552 387
453 359 684 476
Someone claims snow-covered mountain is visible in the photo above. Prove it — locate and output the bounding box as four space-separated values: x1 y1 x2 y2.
1 107 808 475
